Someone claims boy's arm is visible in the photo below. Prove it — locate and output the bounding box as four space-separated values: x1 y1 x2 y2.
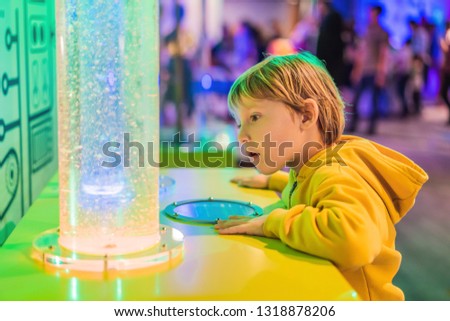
231 175 269 189
232 171 289 192
263 167 382 270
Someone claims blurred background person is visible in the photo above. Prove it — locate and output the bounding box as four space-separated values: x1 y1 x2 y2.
161 3 196 138
265 19 284 47
211 24 235 74
411 54 425 116
290 11 318 53
315 0 345 87
349 5 389 135
266 38 297 56
231 21 265 77
341 19 358 89
409 19 431 91
265 18 297 56
440 21 450 125
394 39 413 118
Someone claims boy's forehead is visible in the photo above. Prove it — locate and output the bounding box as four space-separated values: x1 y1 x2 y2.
238 97 267 109
233 98 291 120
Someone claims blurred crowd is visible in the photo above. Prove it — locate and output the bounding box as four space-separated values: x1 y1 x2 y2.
160 0 450 137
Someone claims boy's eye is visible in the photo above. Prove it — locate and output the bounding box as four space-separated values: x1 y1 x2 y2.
250 114 260 122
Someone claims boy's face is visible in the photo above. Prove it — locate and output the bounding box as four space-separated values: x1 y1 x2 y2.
234 98 305 175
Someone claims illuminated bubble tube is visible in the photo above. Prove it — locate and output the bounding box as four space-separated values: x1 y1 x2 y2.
32 0 183 272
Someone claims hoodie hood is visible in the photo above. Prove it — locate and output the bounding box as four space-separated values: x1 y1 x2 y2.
314 135 429 224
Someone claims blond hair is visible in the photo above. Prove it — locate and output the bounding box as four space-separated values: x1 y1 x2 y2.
228 52 345 145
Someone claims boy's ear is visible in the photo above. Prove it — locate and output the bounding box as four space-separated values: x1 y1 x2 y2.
299 98 319 129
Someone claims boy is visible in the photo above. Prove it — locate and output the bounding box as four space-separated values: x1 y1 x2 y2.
215 52 428 300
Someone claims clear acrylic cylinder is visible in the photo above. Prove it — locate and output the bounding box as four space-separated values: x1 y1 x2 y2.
56 0 160 255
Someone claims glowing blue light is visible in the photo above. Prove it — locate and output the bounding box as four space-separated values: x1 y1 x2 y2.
201 74 213 90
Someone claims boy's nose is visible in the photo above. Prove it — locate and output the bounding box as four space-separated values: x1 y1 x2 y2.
237 128 250 144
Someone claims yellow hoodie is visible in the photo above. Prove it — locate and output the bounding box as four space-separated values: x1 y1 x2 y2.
263 135 428 300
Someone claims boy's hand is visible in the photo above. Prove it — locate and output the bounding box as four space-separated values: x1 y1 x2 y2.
214 215 267 236
230 175 269 189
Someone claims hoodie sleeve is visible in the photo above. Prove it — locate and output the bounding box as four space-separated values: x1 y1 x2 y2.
263 165 383 270
267 171 289 193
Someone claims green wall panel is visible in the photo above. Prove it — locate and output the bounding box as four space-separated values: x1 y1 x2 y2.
0 0 57 245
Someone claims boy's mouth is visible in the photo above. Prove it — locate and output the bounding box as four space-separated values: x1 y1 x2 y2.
242 147 260 162
248 152 260 161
